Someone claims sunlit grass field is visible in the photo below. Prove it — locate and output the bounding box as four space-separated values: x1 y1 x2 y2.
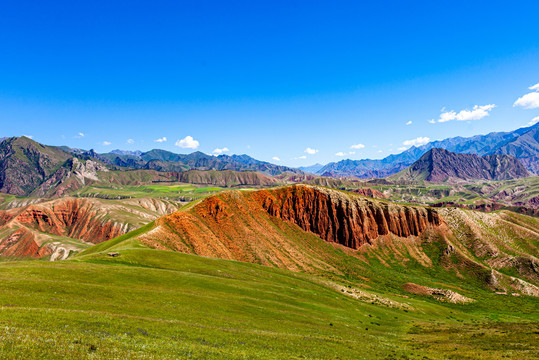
74 183 223 199
0 248 537 359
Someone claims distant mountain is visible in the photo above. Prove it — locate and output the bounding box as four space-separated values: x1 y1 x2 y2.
390 148 530 182
98 149 302 176
297 163 325 174
0 137 295 197
110 149 143 157
318 123 539 178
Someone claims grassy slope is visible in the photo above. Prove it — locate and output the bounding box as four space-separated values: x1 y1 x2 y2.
0 249 537 359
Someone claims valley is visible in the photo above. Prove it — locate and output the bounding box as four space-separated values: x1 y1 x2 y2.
0 131 537 359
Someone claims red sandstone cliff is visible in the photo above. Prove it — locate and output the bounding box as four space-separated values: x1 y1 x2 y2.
252 185 441 249
0 197 180 258
1 198 126 244
135 185 443 272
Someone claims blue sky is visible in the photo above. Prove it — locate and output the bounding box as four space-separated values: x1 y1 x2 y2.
1 1 539 166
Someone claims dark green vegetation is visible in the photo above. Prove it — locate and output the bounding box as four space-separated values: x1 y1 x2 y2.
0 248 536 359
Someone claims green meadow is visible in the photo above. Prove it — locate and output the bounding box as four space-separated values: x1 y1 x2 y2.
74 183 224 200
0 248 536 359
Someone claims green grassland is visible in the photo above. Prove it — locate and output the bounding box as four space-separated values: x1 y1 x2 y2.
0 249 537 359
73 183 224 200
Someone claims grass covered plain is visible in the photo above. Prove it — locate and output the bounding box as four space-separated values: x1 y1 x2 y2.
0 248 537 359
73 183 224 200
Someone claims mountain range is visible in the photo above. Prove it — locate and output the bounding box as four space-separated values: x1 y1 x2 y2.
88 148 303 175
318 123 539 177
390 148 530 182
0 137 296 196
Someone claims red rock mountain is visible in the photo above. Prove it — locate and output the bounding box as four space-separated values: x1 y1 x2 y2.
253 185 441 249
83 185 538 296
124 185 443 272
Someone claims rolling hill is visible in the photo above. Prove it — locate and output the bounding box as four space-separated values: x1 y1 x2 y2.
1 184 537 358
82 184 539 298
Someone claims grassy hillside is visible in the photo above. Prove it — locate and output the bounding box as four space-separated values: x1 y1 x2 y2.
79 186 538 299
0 249 537 359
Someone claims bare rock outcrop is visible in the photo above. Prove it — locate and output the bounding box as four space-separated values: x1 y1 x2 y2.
253 185 442 249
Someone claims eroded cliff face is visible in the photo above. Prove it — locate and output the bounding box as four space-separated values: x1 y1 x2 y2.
0 197 181 258
7 199 126 244
253 185 442 249
135 185 444 273
0 228 52 258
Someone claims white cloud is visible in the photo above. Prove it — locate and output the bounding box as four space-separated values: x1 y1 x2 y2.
272 156 280 161
528 116 539 127
212 147 229 155
294 155 307 160
154 137 167 143
304 147 319 155
22 135 33 139
514 93 539 109
175 136 199 149
350 143 365 149
406 121 413 125
336 151 356 157
428 119 436 124
514 83 539 109
127 139 134 144
403 136 430 147
437 104 495 123
103 141 111 146
398 146 407 151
